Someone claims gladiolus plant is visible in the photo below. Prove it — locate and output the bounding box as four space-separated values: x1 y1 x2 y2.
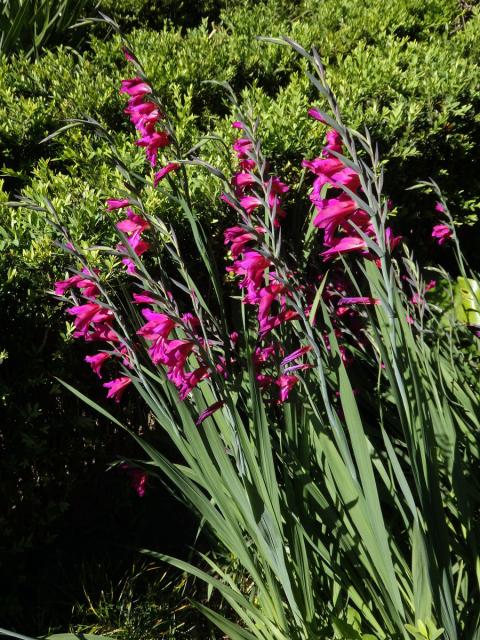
38 32 480 640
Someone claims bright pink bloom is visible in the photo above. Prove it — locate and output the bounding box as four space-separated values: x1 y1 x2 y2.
107 198 130 211
276 374 299 402
432 224 452 245
435 201 446 213
229 251 271 290
67 303 113 334
196 401 225 426
176 365 209 400
324 129 343 155
233 138 253 158
303 157 344 177
120 77 152 97
103 376 132 402
85 352 110 378
321 236 368 260
54 274 82 296
313 195 358 229
137 309 176 340
135 131 170 166
153 162 180 186
232 121 244 129
82 323 119 343
224 225 264 258
116 209 150 236
239 194 262 214
232 172 256 190
132 291 157 304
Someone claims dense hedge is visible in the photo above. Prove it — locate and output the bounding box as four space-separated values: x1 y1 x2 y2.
1 0 479 630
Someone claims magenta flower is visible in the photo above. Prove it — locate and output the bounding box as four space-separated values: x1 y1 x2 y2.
224 225 264 258
232 172 256 190
313 195 358 230
54 274 82 296
103 376 132 402
432 224 453 245
132 291 157 304
116 210 150 236
435 201 446 213
321 236 368 260
231 120 244 129
135 131 170 167
239 194 263 215
228 251 271 290
120 77 152 97
276 374 299 402
153 162 180 187
106 198 130 211
137 309 176 340
67 302 113 334
85 352 110 378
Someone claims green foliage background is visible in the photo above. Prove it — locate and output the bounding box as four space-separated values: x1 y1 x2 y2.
1 0 479 633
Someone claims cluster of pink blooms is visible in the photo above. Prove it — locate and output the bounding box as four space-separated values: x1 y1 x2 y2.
54 60 213 408
222 123 312 402
431 202 453 246
120 54 180 183
304 108 401 260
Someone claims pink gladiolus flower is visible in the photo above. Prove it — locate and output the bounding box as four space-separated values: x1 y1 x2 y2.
435 201 445 213
67 303 113 333
313 196 358 229
137 309 176 340
268 176 290 195
324 129 343 155
229 251 271 290
176 365 210 400
254 344 276 364
132 291 157 304
432 224 453 245
239 195 262 214
116 210 150 236
82 323 119 343
276 374 299 402
232 121 244 129
153 162 180 186
120 77 152 97
232 172 256 190
321 236 368 260
308 108 326 122
107 198 130 211
196 401 225 426
161 339 194 367
103 376 132 402
303 157 344 177
85 352 110 378
135 131 170 167
224 225 264 258
233 138 253 158
54 274 82 296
